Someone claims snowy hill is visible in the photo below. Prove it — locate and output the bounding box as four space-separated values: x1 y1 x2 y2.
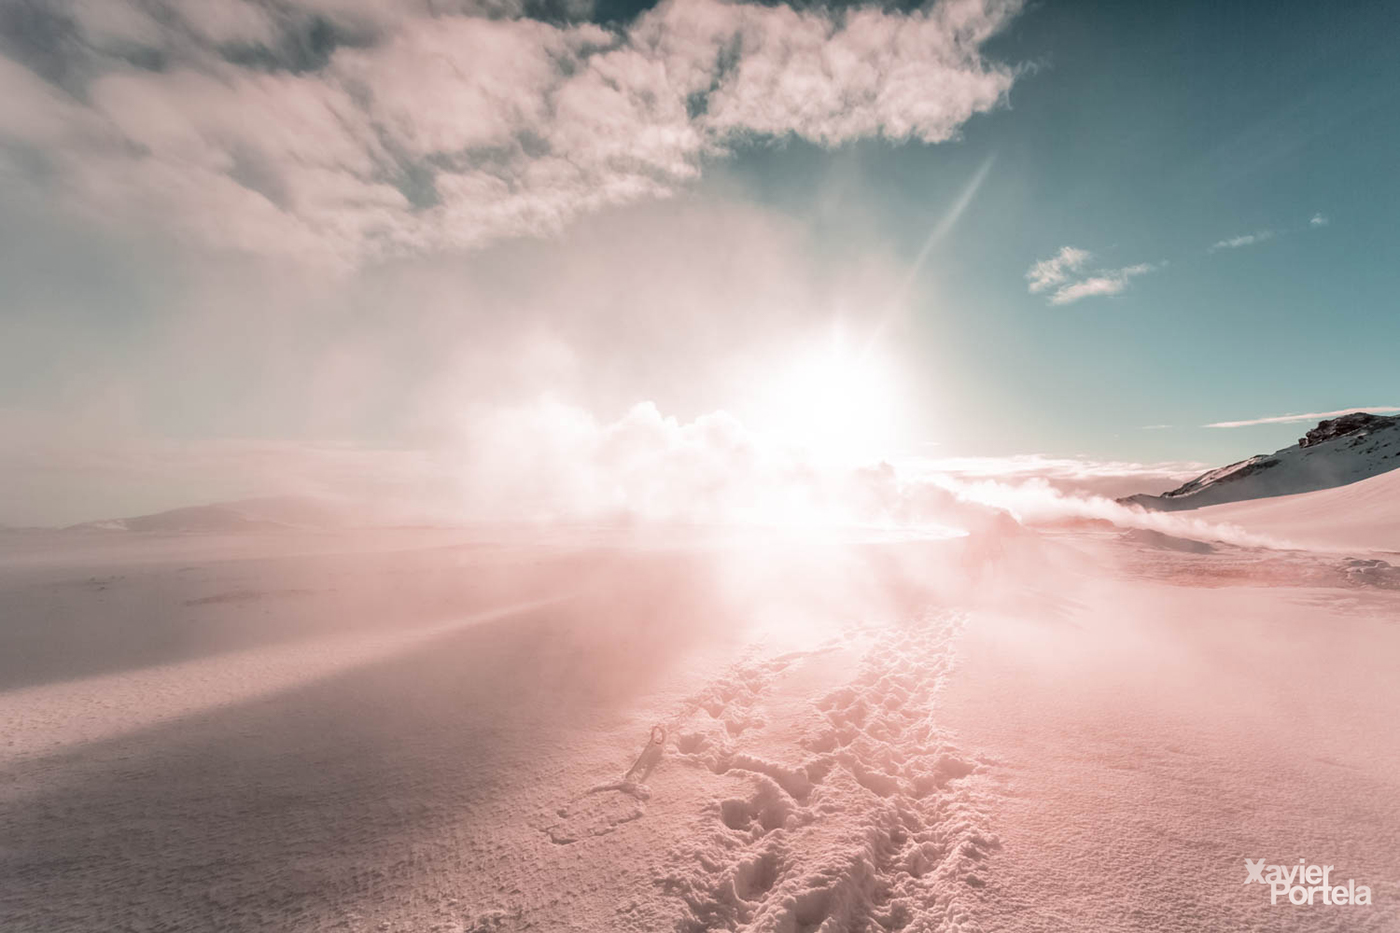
1193 467 1400 553
65 496 349 534
1124 411 1400 511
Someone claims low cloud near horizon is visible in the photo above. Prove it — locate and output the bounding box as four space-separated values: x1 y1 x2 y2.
3 375 1204 528
907 453 1202 500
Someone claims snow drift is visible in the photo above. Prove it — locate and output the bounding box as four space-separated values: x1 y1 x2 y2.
1194 466 1400 554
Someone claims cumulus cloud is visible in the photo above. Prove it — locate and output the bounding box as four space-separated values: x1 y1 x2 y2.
1310 213 1329 226
0 0 1023 265
449 400 829 524
1027 248 1157 305
1208 229 1274 252
1204 407 1400 429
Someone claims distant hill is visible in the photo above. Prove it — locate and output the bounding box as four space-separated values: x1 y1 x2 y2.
1124 412 1400 511
65 496 350 534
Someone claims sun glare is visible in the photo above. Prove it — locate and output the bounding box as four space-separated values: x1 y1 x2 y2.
749 330 905 465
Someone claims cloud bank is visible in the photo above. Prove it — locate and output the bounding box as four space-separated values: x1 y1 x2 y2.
4 384 1273 554
0 0 1023 265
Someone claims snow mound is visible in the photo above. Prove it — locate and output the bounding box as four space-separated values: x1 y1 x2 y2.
1120 528 1216 554
1192 467 1400 553
1125 411 1400 511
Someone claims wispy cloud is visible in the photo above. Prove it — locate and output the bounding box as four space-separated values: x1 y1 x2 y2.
1048 262 1156 304
1209 229 1274 252
1026 247 1158 305
1204 406 1400 428
0 0 1025 266
1210 214 1328 252
1026 246 1091 293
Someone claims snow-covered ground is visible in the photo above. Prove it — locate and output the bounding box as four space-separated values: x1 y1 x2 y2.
1193 467 1400 554
1 510 1397 931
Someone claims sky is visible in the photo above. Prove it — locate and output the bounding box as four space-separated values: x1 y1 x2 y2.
0 0 1397 526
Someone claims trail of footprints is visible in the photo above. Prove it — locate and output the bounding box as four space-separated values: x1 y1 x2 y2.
540 654 797 847
537 610 994 931
660 610 998 933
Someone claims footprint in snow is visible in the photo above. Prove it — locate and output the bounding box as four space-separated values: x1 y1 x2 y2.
544 727 666 845
544 781 651 845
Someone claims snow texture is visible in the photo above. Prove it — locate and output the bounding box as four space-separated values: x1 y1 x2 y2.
2 495 1398 932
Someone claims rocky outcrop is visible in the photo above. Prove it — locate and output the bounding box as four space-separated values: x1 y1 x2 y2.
1299 412 1398 448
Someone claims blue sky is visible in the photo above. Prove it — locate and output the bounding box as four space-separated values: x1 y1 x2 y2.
712 0 1400 463
0 0 1396 524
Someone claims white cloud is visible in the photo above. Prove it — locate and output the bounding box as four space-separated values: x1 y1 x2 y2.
1025 245 1091 293
1048 263 1155 305
678 0 1020 145
0 0 1024 265
908 452 1203 499
1204 407 1400 428
1209 229 1274 252
1310 213 1329 227
1026 247 1157 305
1025 249 1157 305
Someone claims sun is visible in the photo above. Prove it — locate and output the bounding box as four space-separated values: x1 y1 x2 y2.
749 330 905 464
